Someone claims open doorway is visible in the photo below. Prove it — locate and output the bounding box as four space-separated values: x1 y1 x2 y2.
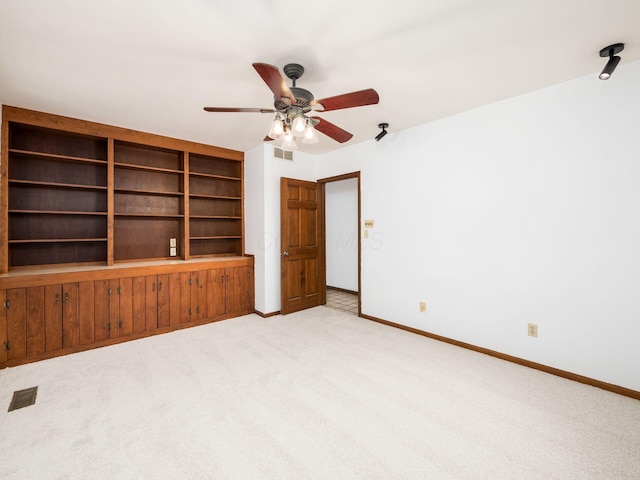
319 172 360 316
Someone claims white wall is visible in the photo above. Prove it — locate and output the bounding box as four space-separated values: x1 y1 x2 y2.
313 60 640 392
325 178 358 291
244 144 317 314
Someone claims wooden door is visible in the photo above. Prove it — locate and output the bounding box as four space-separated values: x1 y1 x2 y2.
157 274 171 328
192 271 207 321
207 268 226 318
6 288 26 360
44 285 63 351
0 290 6 363
26 286 45 357
280 177 321 314
118 277 133 337
78 281 95 345
94 280 110 342
62 283 79 348
228 266 253 315
145 275 158 331
132 276 146 334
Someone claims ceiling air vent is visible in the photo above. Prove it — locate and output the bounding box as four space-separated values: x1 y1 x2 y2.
274 147 293 161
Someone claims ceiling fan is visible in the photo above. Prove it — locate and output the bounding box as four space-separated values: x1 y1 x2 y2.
204 63 379 150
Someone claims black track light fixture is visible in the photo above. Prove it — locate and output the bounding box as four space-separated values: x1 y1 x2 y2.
599 43 624 80
375 123 389 142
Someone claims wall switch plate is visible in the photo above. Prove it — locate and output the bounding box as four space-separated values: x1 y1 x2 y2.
170 247 177 257
419 301 426 313
528 323 538 337
169 238 177 247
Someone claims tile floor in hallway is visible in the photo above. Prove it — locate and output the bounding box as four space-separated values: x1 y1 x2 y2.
325 288 358 316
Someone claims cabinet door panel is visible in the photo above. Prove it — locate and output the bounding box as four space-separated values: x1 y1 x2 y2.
108 279 120 339
179 272 191 323
207 268 226 318
78 281 95 345
118 277 133 337
145 275 158 331
132 276 146 334
44 285 63 351
0 290 6 363
62 283 79 348
157 274 170 328
6 289 27 360
94 280 110 342
169 273 181 326
193 271 207 321
26 286 45 357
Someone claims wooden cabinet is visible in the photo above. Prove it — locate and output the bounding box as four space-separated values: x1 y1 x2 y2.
1 106 244 273
0 257 254 368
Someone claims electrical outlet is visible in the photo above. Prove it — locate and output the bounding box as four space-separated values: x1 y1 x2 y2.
170 247 177 257
169 238 177 247
419 301 426 313
528 323 538 337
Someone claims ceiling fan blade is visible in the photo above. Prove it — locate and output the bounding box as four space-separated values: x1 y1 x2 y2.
204 107 275 113
263 135 274 142
252 63 296 105
311 117 353 143
311 88 379 112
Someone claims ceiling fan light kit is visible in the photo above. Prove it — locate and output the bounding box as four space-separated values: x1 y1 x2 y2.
599 43 624 80
204 62 379 151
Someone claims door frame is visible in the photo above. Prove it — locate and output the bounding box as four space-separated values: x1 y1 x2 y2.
318 171 361 316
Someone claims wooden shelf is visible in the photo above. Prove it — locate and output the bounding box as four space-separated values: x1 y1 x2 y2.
189 193 241 200
9 238 108 244
9 179 108 191
114 162 183 174
2 107 244 271
9 148 107 165
9 210 108 216
190 236 242 240
114 188 184 196
189 215 241 220
114 213 184 218
189 171 241 181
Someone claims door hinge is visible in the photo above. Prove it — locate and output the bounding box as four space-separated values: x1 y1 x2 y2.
107 288 112 296
3 341 9 351
117 320 122 329
188 278 192 286
117 287 121 295
106 323 111 331
3 300 9 309
196 306 200 314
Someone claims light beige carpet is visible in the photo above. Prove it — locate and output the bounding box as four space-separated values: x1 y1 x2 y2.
1 306 639 479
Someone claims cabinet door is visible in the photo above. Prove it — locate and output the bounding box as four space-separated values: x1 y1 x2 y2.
118 277 133 337
192 271 207 321
228 266 254 315
78 281 95 345
108 279 120 339
132 276 146 334
26 286 45 357
145 275 158 331
44 285 63 351
179 272 191 323
157 274 170 328
207 268 226 318
62 283 79 348
94 280 110 342
169 272 181 326
0 290 7 364
6 288 27 360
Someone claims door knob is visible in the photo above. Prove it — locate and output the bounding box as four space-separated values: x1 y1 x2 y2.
282 251 289 256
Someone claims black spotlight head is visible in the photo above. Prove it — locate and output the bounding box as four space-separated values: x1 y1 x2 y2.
375 123 389 142
599 43 624 80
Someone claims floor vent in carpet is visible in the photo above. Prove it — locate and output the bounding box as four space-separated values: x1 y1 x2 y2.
8 386 38 412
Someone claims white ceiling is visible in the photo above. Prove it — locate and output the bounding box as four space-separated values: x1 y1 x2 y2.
1 0 639 155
